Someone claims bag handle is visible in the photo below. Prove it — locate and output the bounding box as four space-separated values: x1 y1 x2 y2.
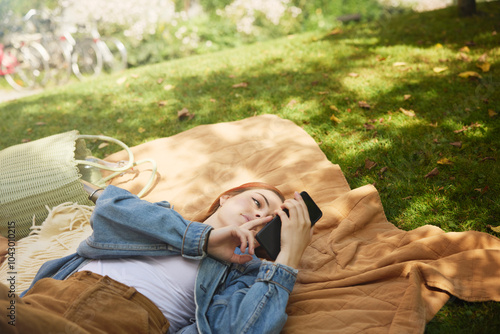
75 134 157 197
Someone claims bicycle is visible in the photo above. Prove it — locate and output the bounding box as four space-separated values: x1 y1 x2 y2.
0 26 50 91
70 20 127 80
23 9 72 85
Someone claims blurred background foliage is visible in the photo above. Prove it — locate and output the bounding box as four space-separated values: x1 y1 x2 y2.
0 0 490 68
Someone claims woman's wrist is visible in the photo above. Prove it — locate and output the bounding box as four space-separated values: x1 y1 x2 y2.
274 249 302 269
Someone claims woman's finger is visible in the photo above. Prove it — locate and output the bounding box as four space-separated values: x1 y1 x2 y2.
242 215 272 230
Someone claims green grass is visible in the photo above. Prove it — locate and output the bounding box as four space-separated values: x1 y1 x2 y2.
1 2 500 332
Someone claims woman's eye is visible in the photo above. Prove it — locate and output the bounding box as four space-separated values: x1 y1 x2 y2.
253 198 261 208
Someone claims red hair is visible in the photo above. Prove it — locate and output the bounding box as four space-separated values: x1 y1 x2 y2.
202 182 285 221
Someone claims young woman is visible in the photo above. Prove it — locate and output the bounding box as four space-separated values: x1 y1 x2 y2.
3 182 313 334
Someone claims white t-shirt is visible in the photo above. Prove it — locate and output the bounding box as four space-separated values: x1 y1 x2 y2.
79 255 200 332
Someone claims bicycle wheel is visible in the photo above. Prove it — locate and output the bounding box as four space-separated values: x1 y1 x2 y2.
2 45 34 90
100 37 127 73
26 42 51 87
44 38 72 85
2 43 49 91
71 39 102 80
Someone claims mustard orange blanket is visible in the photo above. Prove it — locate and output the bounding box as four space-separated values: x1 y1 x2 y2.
105 115 500 333
2 115 500 333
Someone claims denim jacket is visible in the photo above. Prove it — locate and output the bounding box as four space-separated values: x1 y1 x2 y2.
22 186 298 334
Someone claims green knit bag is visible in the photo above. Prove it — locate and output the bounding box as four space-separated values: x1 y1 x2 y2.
0 131 156 240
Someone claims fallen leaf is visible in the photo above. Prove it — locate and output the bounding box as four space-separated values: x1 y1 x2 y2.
474 186 489 194
158 100 168 106
317 91 329 95
232 82 248 88
400 107 415 117
488 225 500 233
404 94 412 101
117 118 124 123
164 84 175 90
458 71 482 78
393 62 407 67
459 46 470 53
425 167 440 178
328 28 343 35
365 158 377 170
433 66 448 73
178 108 195 120
454 122 481 133
157 78 164 84
36 122 46 126
457 52 471 62
98 143 109 149
379 166 388 174
358 101 371 109
437 158 453 165
330 105 339 112
478 53 488 62
210 98 217 103
116 76 127 85
435 43 443 49
21 139 31 143
476 62 491 72
488 109 498 117
287 99 299 108
363 123 375 130
130 74 139 78
138 127 146 133
450 141 462 148
330 114 342 123
480 157 496 162
348 72 359 77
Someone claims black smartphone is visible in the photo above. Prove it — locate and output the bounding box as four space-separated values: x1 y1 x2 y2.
255 191 322 260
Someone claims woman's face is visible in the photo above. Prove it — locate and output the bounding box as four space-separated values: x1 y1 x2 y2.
215 189 283 228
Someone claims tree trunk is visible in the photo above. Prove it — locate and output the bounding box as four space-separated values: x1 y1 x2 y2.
458 0 477 17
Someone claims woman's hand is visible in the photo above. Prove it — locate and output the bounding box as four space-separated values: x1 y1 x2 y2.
274 192 313 269
207 216 272 264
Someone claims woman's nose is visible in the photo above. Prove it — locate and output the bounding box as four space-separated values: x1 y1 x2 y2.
254 208 268 219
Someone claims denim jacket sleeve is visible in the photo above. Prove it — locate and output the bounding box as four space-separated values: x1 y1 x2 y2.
77 185 213 260
201 254 298 334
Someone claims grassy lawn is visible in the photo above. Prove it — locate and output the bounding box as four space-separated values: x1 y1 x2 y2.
1 2 499 332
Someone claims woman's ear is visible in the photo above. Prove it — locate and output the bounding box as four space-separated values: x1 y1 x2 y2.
219 194 231 207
